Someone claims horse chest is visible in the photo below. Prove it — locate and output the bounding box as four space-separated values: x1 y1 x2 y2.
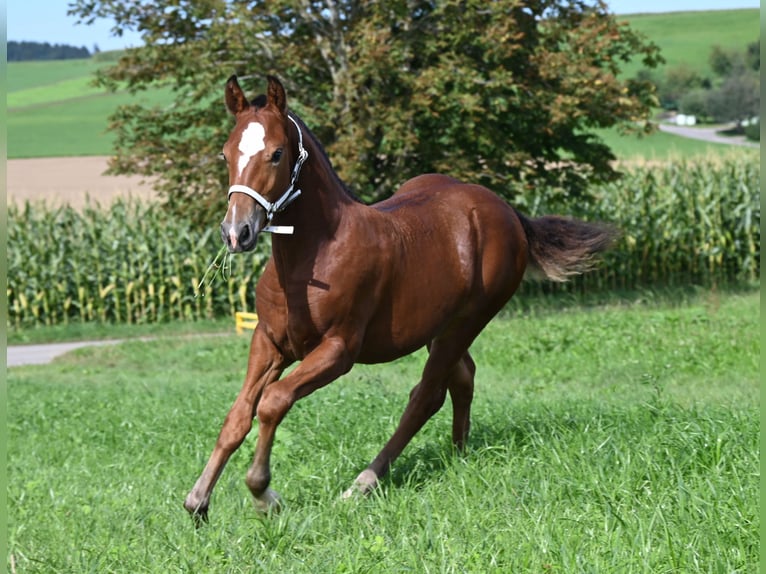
278 281 339 358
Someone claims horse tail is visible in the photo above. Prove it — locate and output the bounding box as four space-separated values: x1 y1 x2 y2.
514 209 618 282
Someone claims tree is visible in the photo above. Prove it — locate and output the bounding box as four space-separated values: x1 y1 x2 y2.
69 0 662 223
7 41 90 61
745 39 759 72
709 45 742 78
705 40 760 129
706 73 760 127
656 64 708 111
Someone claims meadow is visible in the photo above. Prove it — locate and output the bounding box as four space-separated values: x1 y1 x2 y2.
617 8 759 79
7 289 759 573
7 59 173 158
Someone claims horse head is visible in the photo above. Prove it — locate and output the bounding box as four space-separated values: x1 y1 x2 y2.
220 75 304 252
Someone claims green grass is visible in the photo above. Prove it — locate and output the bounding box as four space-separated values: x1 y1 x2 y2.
7 58 174 158
6 317 234 346
619 8 760 78
7 59 103 93
594 126 752 160
7 290 759 572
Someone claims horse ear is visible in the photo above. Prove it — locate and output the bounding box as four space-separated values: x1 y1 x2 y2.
225 75 250 115
266 75 287 115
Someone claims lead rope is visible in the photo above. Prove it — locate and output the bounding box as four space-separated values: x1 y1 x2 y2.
227 114 309 234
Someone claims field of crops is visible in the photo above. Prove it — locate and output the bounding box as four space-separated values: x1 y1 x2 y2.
7 152 759 330
7 290 759 572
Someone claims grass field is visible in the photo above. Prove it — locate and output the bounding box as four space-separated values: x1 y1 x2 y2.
618 8 760 78
594 126 752 161
7 59 173 158
7 290 759 573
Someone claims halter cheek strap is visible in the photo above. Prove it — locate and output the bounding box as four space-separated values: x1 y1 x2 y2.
227 115 309 235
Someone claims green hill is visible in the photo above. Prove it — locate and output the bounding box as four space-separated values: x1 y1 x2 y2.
7 57 173 158
618 8 759 78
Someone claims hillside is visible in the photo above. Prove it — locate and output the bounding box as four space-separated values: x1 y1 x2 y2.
618 8 759 78
7 58 173 158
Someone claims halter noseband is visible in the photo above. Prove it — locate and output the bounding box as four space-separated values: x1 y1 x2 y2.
227 115 308 235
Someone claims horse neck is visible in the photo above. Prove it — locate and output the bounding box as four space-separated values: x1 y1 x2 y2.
270 118 358 257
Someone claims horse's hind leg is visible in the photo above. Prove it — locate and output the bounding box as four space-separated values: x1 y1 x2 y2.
343 336 473 498
448 352 476 451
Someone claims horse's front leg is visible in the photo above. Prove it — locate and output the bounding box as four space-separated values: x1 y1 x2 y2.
245 335 355 511
184 327 285 524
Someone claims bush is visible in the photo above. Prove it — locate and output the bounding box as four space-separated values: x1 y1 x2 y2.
678 89 711 122
744 119 760 141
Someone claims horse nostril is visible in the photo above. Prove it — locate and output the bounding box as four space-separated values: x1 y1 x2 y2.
239 224 252 246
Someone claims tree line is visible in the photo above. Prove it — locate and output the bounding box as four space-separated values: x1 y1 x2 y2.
640 40 760 136
8 40 94 61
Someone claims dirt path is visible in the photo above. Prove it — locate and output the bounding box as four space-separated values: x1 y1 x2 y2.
7 156 158 209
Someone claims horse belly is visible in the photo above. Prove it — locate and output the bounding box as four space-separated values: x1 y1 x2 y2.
356 244 475 363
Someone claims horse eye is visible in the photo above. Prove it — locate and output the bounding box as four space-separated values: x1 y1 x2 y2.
219 152 226 162
271 149 283 163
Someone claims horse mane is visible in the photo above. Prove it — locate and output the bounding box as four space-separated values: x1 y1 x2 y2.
287 110 364 205
245 93 363 204
250 94 267 108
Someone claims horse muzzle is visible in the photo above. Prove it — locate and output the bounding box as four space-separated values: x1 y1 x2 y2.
221 208 266 253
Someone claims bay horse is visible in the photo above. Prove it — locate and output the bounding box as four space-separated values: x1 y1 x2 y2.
184 75 615 521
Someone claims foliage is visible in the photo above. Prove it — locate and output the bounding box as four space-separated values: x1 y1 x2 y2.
653 40 760 124
7 41 91 62
68 0 662 223
7 292 760 572
744 119 759 142
678 88 711 121
6 155 759 330
705 71 760 127
655 64 708 111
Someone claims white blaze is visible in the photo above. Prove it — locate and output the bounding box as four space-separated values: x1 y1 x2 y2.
237 122 266 176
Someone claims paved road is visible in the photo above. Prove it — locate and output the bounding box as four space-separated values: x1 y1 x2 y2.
7 333 230 367
7 340 126 367
658 123 759 148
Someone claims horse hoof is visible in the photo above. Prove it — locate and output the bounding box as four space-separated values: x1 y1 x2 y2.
253 488 283 514
341 469 379 499
184 496 209 527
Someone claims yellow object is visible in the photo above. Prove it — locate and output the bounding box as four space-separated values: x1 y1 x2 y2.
235 311 259 334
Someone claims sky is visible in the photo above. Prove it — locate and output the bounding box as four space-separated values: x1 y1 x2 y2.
7 0 761 53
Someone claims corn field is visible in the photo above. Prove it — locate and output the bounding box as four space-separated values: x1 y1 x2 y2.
7 200 269 329
518 154 760 296
7 155 759 329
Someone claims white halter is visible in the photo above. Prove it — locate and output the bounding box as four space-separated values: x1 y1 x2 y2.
227 115 308 234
